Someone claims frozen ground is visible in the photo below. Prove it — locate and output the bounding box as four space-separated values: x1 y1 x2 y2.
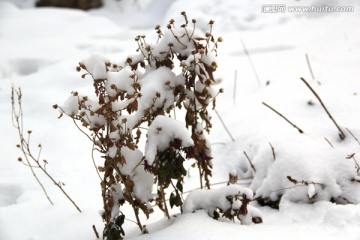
1 0 360 239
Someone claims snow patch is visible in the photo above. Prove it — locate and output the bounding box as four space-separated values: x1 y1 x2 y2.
145 115 194 165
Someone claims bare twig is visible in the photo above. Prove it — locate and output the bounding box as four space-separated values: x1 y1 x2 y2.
262 102 304 134
92 225 100 239
346 153 360 173
300 77 345 140
324 137 334 148
12 87 82 213
241 39 261 86
269 142 276 160
92 143 102 181
287 175 325 187
214 109 235 142
270 176 326 193
243 151 256 173
346 128 360 146
182 177 254 195
19 155 54 205
12 88 53 205
305 53 319 85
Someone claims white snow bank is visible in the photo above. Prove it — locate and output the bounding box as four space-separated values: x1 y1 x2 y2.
183 184 261 225
248 135 360 204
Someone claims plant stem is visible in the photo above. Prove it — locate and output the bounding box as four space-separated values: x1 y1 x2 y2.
300 77 345 140
92 143 102 181
346 128 360 146
305 53 318 84
324 137 334 148
92 225 100 239
198 165 203 189
214 109 235 142
241 39 261 87
243 151 256 173
160 186 170 219
262 102 304 134
12 87 82 213
269 142 276 160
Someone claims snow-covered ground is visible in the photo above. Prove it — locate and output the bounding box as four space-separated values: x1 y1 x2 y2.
1 0 360 239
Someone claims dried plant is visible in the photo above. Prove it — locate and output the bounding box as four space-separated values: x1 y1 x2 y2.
55 12 222 239
11 87 81 213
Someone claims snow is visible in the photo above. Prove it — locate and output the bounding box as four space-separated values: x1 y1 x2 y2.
1 0 360 240
61 94 79 116
111 183 124 221
117 146 154 203
183 184 255 220
145 115 194 165
106 66 135 97
81 53 109 80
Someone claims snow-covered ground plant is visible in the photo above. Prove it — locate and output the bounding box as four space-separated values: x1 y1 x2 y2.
184 184 262 225
55 12 222 240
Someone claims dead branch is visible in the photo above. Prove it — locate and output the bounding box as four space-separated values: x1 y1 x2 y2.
305 53 319 85
262 102 304 134
92 225 100 239
346 128 360 146
243 151 256 173
12 87 82 213
241 40 261 86
300 77 345 140
324 137 334 148
214 109 235 142
269 142 276 160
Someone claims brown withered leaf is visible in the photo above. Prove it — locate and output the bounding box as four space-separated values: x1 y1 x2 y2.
212 98 216 110
124 179 134 190
118 154 126 165
222 208 234 221
204 64 215 80
122 191 133 203
98 166 106 172
196 139 207 151
135 128 142 144
126 141 136 150
194 91 207 106
239 194 251 216
114 174 121 182
170 138 182 149
109 122 117 132
127 99 138 114
79 62 87 70
287 176 298 184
